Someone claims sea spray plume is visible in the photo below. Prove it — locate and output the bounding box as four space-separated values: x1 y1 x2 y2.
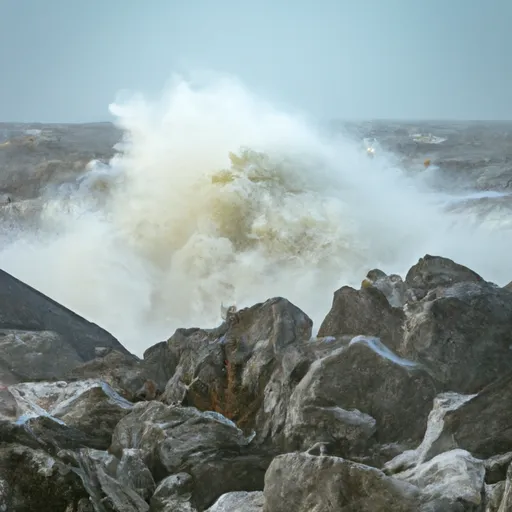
0 75 511 356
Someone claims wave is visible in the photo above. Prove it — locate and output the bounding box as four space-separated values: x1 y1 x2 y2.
0 74 511 355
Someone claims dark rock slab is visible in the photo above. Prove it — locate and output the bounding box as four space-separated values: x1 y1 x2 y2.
0 268 133 382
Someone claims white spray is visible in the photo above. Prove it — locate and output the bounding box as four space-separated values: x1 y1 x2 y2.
0 75 510 355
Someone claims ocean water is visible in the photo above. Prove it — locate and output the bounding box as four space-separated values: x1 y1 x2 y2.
1 75 511 356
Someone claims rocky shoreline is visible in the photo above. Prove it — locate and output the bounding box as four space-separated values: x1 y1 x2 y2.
1 254 512 511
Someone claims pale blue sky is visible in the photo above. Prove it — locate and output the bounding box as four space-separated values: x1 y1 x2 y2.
1 0 510 122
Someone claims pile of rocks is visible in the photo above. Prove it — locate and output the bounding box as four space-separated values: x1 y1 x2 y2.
1 255 512 511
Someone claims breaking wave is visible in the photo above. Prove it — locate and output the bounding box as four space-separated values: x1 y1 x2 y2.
1 74 511 355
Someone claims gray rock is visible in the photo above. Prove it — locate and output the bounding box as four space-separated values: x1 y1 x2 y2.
52 381 134 449
66 350 155 402
394 449 486 510
0 329 84 382
405 254 484 299
18 415 110 452
149 472 197 512
497 462 512 512
386 375 512 477
141 341 178 392
400 280 512 393
3 379 133 451
0 443 88 512
263 452 420 512
206 491 264 511
110 401 267 509
188 454 269 511
485 482 505 512
485 452 512 484
0 385 18 420
96 465 150 512
69 448 150 512
318 285 405 351
427 373 512 460
285 337 437 458
1 251 512 511
0 267 131 365
365 270 411 308
161 297 313 451
385 392 476 474
116 449 155 502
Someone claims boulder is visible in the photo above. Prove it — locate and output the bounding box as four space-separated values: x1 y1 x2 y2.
110 401 267 509
400 280 512 393
71 448 150 512
116 448 156 501
0 444 88 512
66 350 150 401
386 374 512 466
149 472 197 512
394 449 486 510
5 379 133 450
429 373 512 459
285 336 437 459
405 254 484 300
384 392 476 474
263 452 420 512
318 285 404 351
66 344 176 402
2 250 512 511
385 376 512 473
254 341 318 452
161 297 313 450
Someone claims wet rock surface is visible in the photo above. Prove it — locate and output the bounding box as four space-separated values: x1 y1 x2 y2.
2 254 512 510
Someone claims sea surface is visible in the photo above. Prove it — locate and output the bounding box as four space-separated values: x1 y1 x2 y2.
1 78 511 355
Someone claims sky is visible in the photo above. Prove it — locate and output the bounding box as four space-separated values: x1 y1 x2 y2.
0 0 511 122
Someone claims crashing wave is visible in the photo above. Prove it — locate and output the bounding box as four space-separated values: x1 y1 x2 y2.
0 76 511 356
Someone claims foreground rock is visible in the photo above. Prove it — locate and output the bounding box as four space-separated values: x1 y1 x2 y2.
0 444 90 512
284 336 437 461
264 452 420 511
3 254 512 510
110 401 267 509
160 297 313 452
400 277 512 393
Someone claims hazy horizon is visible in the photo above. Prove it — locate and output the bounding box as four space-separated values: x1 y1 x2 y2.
1 0 511 123
4 118 512 126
